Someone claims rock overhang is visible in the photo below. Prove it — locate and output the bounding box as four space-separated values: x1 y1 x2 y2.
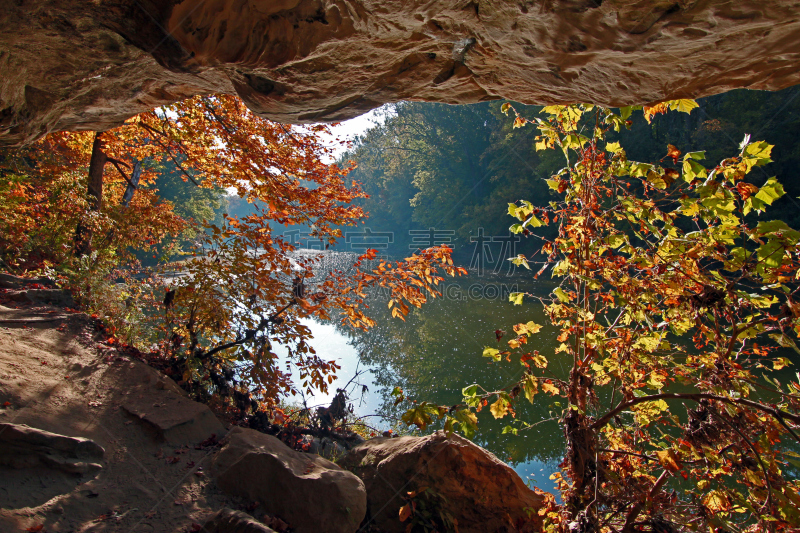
2 0 800 145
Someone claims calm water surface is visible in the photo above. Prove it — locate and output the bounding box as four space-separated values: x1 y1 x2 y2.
277 251 567 493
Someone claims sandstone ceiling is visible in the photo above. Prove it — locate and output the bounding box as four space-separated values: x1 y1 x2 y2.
2 0 800 145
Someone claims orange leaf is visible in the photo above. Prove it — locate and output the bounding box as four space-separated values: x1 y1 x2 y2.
541 381 560 395
398 503 412 522
655 449 682 472
666 144 681 164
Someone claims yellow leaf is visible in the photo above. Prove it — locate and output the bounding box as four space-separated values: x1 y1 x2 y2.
542 381 560 395
702 490 730 512
532 354 548 369
490 396 510 419
774 357 792 370
526 321 543 335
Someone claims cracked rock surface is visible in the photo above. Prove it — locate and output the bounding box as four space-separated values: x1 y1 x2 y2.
3 0 800 144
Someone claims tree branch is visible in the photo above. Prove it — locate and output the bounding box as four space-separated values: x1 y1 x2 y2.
136 122 201 187
108 158 138 190
621 470 669 533
591 392 800 430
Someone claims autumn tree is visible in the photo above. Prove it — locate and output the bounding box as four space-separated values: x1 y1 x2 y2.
0 94 466 412
399 102 800 532
0 131 187 271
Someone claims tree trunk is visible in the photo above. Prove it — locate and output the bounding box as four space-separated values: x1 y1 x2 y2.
74 133 107 257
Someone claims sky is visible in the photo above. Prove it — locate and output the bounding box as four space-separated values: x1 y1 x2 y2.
317 105 390 163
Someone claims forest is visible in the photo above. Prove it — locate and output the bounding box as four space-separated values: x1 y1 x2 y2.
343 87 800 259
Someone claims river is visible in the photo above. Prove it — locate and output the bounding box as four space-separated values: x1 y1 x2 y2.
274 250 567 493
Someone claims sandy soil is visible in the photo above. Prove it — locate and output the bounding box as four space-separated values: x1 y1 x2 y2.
0 298 243 533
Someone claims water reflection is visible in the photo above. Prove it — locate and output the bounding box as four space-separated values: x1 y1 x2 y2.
282 251 568 492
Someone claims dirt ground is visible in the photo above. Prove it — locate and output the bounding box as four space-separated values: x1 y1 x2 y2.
0 298 244 533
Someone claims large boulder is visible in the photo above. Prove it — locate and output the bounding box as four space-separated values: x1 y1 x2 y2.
120 361 227 446
339 431 545 533
3 1 800 144
211 427 367 533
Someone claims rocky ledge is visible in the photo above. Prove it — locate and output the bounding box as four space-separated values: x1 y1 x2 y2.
3 1 800 144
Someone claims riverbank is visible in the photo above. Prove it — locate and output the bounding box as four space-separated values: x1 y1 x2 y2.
0 276 549 532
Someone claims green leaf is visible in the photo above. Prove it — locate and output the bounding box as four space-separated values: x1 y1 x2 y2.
482 347 501 362
754 177 785 206
563 133 589 150
462 384 479 397
605 141 622 153
553 287 571 302
455 409 478 438
502 425 518 435
619 105 640 121
683 158 707 182
509 292 525 305
510 255 531 269
724 247 749 271
744 196 767 216
630 162 654 178
606 234 625 248
522 374 538 403
525 215 546 228
757 240 785 268
744 140 774 161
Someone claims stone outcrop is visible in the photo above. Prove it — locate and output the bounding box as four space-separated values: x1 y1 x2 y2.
0 274 56 290
212 427 367 533
339 431 544 533
120 361 227 446
0 423 104 476
3 1 800 144
3 289 75 308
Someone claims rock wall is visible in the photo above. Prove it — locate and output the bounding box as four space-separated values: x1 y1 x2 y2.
3 0 800 144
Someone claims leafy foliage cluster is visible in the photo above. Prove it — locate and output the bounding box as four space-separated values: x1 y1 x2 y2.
0 94 465 414
397 102 800 532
